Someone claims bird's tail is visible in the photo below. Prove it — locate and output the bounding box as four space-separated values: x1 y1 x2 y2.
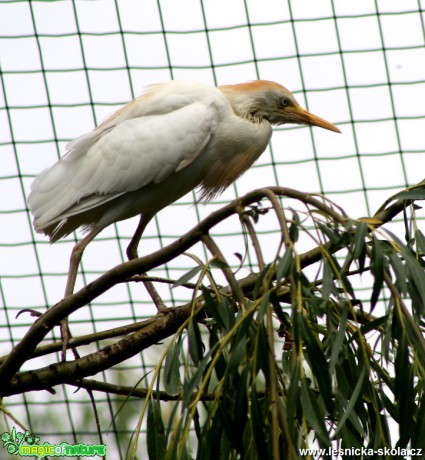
27 156 84 240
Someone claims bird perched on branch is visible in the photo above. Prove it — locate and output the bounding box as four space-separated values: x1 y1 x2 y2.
28 80 340 297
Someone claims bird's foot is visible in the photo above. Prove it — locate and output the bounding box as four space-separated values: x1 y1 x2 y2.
60 319 70 361
60 319 80 361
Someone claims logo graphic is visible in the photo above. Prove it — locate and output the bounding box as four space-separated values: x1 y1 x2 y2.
1 427 106 458
2 428 39 455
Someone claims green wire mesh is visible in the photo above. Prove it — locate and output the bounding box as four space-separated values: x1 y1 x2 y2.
1 0 425 457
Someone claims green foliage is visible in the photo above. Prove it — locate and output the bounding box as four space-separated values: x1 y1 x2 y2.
147 399 166 460
133 191 425 460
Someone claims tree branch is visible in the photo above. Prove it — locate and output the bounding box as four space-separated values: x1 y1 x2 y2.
0 185 411 395
0 304 191 396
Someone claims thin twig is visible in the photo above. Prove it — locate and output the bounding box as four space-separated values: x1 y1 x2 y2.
201 234 246 308
140 272 168 311
261 188 292 248
0 318 157 364
69 377 266 401
238 207 265 270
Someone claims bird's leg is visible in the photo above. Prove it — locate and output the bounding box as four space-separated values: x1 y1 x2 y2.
126 214 148 261
61 227 103 360
127 215 167 311
65 227 103 296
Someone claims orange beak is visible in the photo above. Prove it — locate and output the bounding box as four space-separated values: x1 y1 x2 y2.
291 106 341 133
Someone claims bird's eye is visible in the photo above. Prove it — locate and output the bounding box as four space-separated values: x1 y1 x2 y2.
281 97 290 107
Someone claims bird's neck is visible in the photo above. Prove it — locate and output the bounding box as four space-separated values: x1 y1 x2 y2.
219 86 269 124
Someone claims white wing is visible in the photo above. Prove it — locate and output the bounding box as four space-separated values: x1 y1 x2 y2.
28 83 223 231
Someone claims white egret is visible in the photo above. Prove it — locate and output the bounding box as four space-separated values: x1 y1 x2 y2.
28 80 340 298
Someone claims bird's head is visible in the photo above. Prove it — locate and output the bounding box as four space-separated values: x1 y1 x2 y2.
219 80 341 133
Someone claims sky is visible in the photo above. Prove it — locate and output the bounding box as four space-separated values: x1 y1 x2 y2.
1 0 425 452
